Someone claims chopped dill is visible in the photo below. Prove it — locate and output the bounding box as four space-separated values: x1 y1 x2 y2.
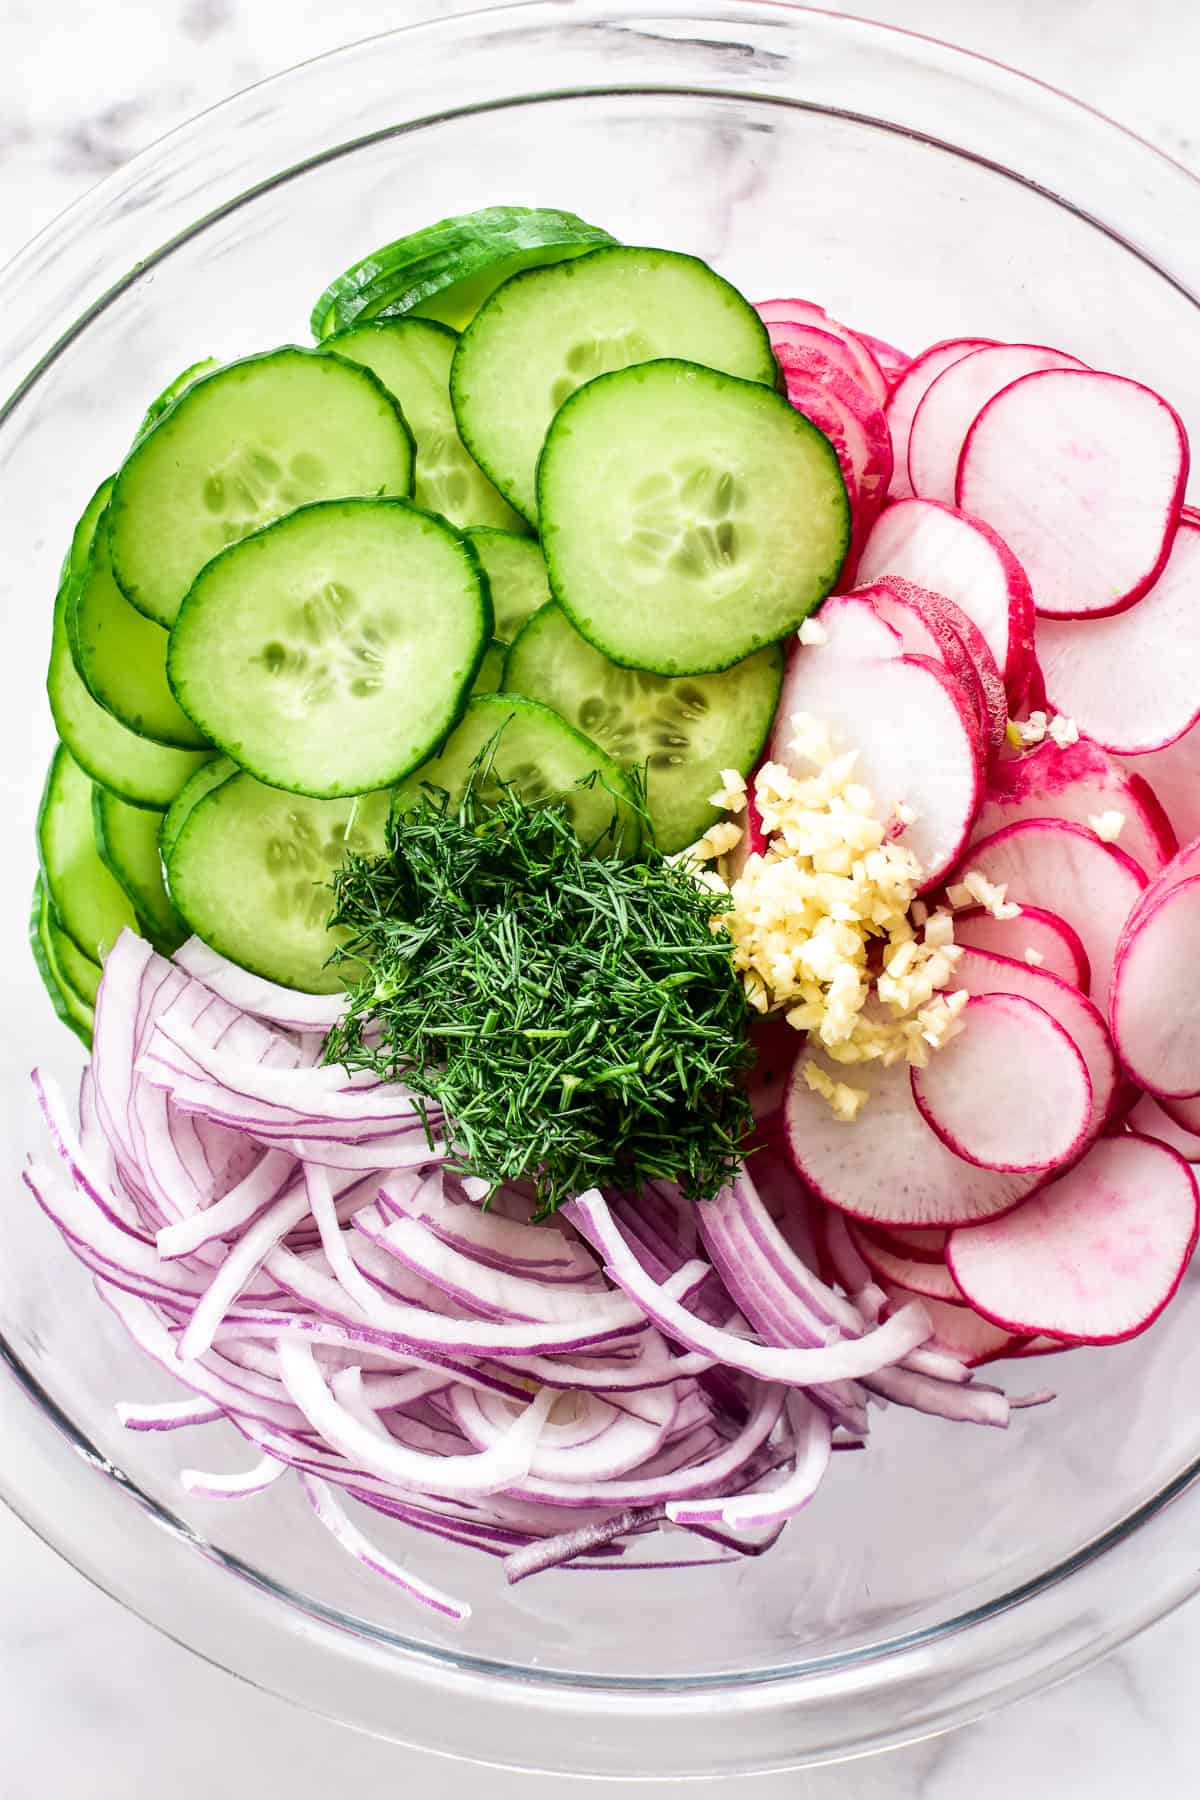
323 777 754 1214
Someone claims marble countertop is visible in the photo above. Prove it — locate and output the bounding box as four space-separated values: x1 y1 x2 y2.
3 2 1200 1794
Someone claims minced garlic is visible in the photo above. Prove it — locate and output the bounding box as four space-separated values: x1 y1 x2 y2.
706 711 970 1114
1088 809 1125 843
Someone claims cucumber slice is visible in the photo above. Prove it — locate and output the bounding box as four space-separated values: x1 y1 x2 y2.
503 604 782 852
135 357 220 442
30 877 95 1048
323 321 525 533
451 245 777 521
463 529 552 643
310 206 616 339
391 692 640 854
70 512 209 748
46 900 103 1007
165 774 390 993
471 643 507 697
168 498 491 799
92 787 184 954
108 347 416 627
160 755 238 869
37 744 138 962
539 360 850 674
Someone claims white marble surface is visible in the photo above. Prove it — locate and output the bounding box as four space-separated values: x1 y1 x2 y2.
4 2 1200 1793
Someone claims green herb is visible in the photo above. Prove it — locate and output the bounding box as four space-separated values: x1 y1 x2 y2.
323 779 754 1214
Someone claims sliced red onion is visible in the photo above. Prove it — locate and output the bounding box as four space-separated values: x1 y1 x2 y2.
156 1148 298 1259
174 939 350 1033
116 1397 224 1431
299 1474 470 1621
667 1394 832 1530
503 1506 666 1584
180 1454 288 1498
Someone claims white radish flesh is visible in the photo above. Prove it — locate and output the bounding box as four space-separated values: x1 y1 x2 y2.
1117 727 1200 850
846 1222 964 1302
885 338 997 501
951 903 1090 990
907 343 1086 504
951 946 1118 1140
1109 875 1200 1097
910 993 1092 1173
855 497 1036 704
1035 518 1200 753
956 368 1188 619
856 577 1004 761
946 1134 1199 1344
879 1281 1025 1363
1124 1093 1200 1162
964 819 1147 1011
784 1048 1040 1228
972 736 1176 877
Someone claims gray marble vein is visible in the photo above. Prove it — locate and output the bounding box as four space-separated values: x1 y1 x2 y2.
3 1 1200 1794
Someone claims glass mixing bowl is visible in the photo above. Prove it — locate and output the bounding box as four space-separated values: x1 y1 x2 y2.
4 2 1200 1778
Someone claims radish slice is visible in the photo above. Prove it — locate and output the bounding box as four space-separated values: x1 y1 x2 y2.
846 1222 964 1303
908 343 1087 504
856 1221 948 1263
1109 874 1200 1097
957 368 1189 619
773 343 893 546
855 497 1036 705
771 597 982 886
784 1047 1041 1228
852 330 911 388
947 1134 1200 1344
971 736 1176 877
951 946 1118 1141
952 903 1089 991
963 819 1147 1012
911 993 1092 1173
854 576 1003 761
762 318 885 410
1118 726 1200 850
755 298 889 408
1035 517 1200 753
879 1281 1025 1364
1124 1093 1200 1161
885 338 997 501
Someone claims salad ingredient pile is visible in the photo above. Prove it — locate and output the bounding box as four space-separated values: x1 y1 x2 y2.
25 202 1200 1619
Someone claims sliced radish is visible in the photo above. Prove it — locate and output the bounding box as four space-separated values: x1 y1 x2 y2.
755 298 889 408
1117 725 1200 850
957 368 1189 619
1009 1334 1071 1359
951 946 1118 1140
963 819 1147 1011
855 497 1036 705
852 330 911 388
784 1046 1041 1228
854 576 1004 762
879 1281 1026 1364
907 343 1087 504
1157 1089 1200 1139
946 1134 1199 1344
856 1221 948 1263
910 992 1092 1173
1124 1092 1200 1161
971 735 1176 877
885 338 997 501
771 604 982 886
846 1222 964 1303
1109 874 1200 1097
762 318 886 412
915 587 1009 763
952 902 1089 991
774 343 893 543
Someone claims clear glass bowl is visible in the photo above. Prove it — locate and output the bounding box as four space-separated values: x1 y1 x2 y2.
4 2 1200 1779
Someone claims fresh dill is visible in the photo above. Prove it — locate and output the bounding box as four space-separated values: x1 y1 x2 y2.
323 780 754 1215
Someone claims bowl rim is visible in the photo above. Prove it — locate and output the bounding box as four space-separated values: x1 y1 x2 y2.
4 0 1200 1775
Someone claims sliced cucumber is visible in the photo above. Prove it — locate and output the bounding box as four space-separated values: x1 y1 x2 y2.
108 347 416 627
463 528 552 643
451 245 777 522
310 206 616 339
47 901 103 1007
390 692 640 854
168 498 491 799
135 357 220 443
503 604 782 852
539 360 849 674
30 877 95 1048
323 321 524 533
165 775 390 992
92 787 184 954
160 755 238 869
471 643 507 697
37 744 138 962
70 512 208 748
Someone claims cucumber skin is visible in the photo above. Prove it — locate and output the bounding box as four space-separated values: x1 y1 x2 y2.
108 346 417 628
537 358 851 675
91 787 185 956
36 743 140 964
29 877 93 1049
166 496 494 800
159 756 238 869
